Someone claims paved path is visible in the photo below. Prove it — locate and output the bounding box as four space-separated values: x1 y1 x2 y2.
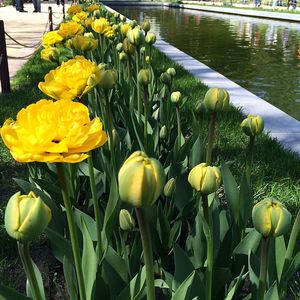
0 2 69 86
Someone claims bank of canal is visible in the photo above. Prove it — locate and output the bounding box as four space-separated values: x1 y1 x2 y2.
113 5 300 121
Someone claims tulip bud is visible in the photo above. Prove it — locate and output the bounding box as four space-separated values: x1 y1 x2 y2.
116 42 123 52
142 19 151 33
118 151 166 208
119 209 135 231
204 87 229 113
159 125 168 140
145 56 150 64
188 163 221 195
40 47 60 63
240 115 264 137
5 191 52 242
99 69 118 90
167 67 176 77
137 69 152 86
171 91 181 104
127 27 145 46
160 72 172 87
119 51 127 61
123 38 135 55
130 20 138 28
114 12 120 20
145 33 156 45
163 178 176 197
252 198 291 238
140 46 146 55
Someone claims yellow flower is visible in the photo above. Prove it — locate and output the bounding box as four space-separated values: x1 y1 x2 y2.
5 191 51 242
85 17 93 28
72 11 88 23
42 30 64 47
120 23 131 38
103 26 115 39
67 4 82 16
58 21 84 39
204 87 230 113
40 47 59 62
91 17 109 34
86 4 100 12
38 56 104 101
240 115 264 137
67 35 98 52
1 99 107 163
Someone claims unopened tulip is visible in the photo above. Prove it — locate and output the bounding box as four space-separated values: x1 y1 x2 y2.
127 27 145 46
252 198 291 238
118 151 166 208
241 115 264 137
160 72 172 87
171 91 181 104
204 87 229 113
137 69 152 86
99 68 118 90
123 38 135 55
159 125 167 140
119 209 135 231
119 52 127 61
167 67 176 77
142 20 151 33
5 192 51 242
163 178 176 197
188 163 221 195
145 33 156 45
116 43 123 52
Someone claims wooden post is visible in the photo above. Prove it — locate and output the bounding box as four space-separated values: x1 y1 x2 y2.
48 7 53 32
0 20 11 93
62 0 65 20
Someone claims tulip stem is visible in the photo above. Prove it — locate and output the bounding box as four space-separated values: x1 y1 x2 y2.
136 49 142 125
175 104 182 152
143 86 148 147
18 242 43 300
202 194 213 300
246 136 255 185
56 163 86 300
206 112 216 165
88 154 102 260
258 237 270 300
135 208 155 300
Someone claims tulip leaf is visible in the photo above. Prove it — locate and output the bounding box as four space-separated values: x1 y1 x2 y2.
275 236 286 281
0 284 31 300
74 208 97 241
265 282 280 300
224 266 246 300
281 251 300 285
63 256 77 300
248 250 260 296
81 217 97 300
189 135 204 168
239 173 253 227
234 229 262 255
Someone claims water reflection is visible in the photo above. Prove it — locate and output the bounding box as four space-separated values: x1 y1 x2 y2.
114 6 300 120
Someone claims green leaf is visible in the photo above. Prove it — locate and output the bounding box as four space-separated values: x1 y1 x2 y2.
74 208 97 241
281 252 300 285
63 256 77 300
189 135 204 168
275 236 286 282
265 282 279 300
0 284 31 300
172 271 196 300
248 250 260 296
234 229 262 255
239 173 253 227
81 217 97 300
224 267 246 300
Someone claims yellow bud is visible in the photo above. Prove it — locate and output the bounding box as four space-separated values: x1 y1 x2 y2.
123 38 135 55
164 178 176 197
145 56 150 64
114 12 120 20
99 69 118 90
127 27 145 47
171 91 181 104
167 67 176 77
137 69 152 86
116 42 123 52
188 163 221 195
142 19 151 33
40 47 60 62
145 33 156 45
204 87 229 113
119 51 127 61
159 125 168 140
240 115 264 137
130 20 138 28
118 151 166 208
119 209 135 231
5 191 51 242
252 198 291 238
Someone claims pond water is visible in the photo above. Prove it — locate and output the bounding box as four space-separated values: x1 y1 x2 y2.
113 5 300 120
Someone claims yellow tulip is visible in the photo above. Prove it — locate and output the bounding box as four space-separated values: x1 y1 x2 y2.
240 115 264 137
38 56 104 101
120 23 131 38
58 21 84 39
171 91 181 104
188 163 221 195
118 151 166 208
67 35 98 52
252 198 291 238
127 27 145 46
41 30 64 47
91 17 109 34
145 33 156 45
5 191 51 242
86 4 100 12
72 11 88 23
204 87 230 113
67 4 82 16
40 47 59 62
1 99 107 163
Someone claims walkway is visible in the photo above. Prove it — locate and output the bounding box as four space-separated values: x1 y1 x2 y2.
0 2 69 85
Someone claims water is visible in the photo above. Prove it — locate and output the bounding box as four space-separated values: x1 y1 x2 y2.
113 6 300 120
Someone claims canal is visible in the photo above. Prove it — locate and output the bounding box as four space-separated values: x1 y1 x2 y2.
113 5 300 120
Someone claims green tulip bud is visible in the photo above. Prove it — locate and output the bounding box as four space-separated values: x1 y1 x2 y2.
130 19 138 28
188 163 221 195
123 38 135 55
118 151 166 208
140 46 146 54
167 67 176 77
204 87 229 113
5 191 52 242
114 12 120 20
163 178 176 197
159 125 168 140
99 69 118 90
137 69 152 86
145 33 156 45
240 115 264 137
160 72 172 87
252 198 292 238
119 209 135 231
116 42 123 52
127 27 145 47
145 56 150 64
119 51 127 61
171 91 181 104
142 19 151 33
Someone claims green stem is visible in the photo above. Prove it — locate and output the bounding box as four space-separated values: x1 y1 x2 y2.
18 242 43 300
135 208 155 300
206 112 217 165
143 86 148 147
136 49 142 124
202 194 213 300
175 104 182 152
88 154 102 260
258 237 270 300
246 136 255 185
56 163 86 300
127 55 134 113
